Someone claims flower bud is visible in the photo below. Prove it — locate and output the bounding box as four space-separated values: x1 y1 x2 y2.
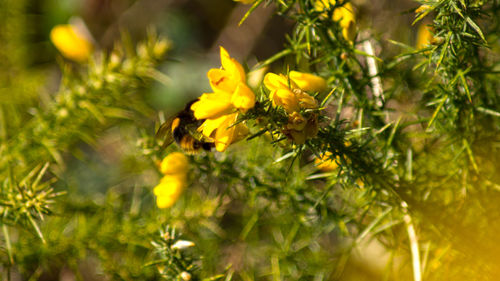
171 240 195 250
180 272 192 281
416 23 433 49
137 43 148 59
153 39 170 58
50 24 93 62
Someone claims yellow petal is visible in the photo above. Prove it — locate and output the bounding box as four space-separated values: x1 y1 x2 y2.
316 1 356 43
215 123 248 152
198 115 229 139
213 114 237 152
153 174 186 208
289 71 327 93
156 195 178 208
286 112 307 131
264 73 297 91
219 46 246 84
273 89 300 113
213 113 248 152
314 0 332 11
416 23 433 49
50 24 93 62
342 20 357 43
208 68 239 93
191 92 233 120
356 178 365 188
231 82 255 112
207 47 247 94
333 3 355 28
154 175 185 197
296 90 318 109
160 152 189 175
315 152 339 172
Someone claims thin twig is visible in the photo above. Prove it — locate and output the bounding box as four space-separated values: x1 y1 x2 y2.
362 39 384 108
402 201 422 281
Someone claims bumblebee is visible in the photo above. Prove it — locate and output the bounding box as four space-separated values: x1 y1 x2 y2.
156 99 214 154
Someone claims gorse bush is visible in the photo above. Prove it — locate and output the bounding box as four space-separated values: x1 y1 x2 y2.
0 0 499 280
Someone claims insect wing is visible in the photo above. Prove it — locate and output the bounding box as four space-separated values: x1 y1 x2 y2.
155 116 176 149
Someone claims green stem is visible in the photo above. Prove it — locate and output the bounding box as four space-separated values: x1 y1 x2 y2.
27 214 46 244
2 224 13 264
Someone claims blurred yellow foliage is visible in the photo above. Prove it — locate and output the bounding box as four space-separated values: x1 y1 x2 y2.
416 23 433 49
315 0 357 43
315 152 339 172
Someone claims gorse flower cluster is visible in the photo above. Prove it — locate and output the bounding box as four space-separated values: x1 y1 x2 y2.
188 47 328 150
154 152 189 208
264 71 325 144
191 47 255 152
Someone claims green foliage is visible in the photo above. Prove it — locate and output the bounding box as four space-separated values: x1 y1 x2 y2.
0 0 499 280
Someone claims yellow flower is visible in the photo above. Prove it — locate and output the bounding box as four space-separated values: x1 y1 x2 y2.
180 272 192 281
289 71 327 93
263 72 298 91
206 48 245 93
197 113 249 152
271 88 300 113
286 112 307 131
416 23 433 49
213 114 249 152
154 174 186 208
264 72 319 113
231 83 256 112
355 178 365 188
264 71 322 144
315 0 356 43
315 152 339 172
160 152 189 175
191 92 233 120
282 113 318 144
154 153 189 208
191 47 255 152
50 24 93 62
